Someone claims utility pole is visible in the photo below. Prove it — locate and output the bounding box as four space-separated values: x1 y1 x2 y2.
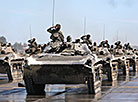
125 34 127 42
117 30 119 41
29 24 32 39
52 0 55 26
103 24 105 40
84 17 86 35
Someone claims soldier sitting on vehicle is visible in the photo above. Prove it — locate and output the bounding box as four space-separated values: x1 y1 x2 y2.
46 24 65 53
62 36 73 50
104 40 110 48
114 41 124 55
4 43 15 54
73 37 92 55
25 38 38 55
74 39 80 43
98 41 103 47
45 41 62 53
64 36 73 48
97 40 110 56
134 49 138 55
124 43 133 50
99 40 110 48
90 42 98 54
41 44 47 52
109 45 114 54
61 36 75 55
81 34 92 46
28 38 37 48
47 24 64 42
123 43 133 55
114 41 122 49
66 35 72 42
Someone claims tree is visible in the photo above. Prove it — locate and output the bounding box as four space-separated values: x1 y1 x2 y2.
13 42 24 52
0 36 7 44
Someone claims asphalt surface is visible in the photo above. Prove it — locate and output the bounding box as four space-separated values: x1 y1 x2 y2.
0 70 137 102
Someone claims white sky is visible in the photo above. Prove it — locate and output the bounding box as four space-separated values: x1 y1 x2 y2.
0 0 138 45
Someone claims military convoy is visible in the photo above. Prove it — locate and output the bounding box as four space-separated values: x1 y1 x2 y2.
22 25 138 95
11 24 136 95
23 38 103 95
0 43 25 81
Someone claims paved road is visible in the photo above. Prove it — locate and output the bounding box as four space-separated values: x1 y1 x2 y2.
0 71 137 102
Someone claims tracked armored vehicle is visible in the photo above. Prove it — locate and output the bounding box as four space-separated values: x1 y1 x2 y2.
23 41 102 95
125 49 137 72
0 44 24 81
91 41 118 82
94 46 118 82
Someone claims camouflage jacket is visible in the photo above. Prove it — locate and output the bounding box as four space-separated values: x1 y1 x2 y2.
47 27 64 42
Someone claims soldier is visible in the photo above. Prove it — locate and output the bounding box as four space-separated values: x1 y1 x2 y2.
28 38 37 48
41 44 47 52
46 24 65 53
64 35 73 49
91 42 98 54
61 36 75 54
98 41 104 47
47 24 64 42
114 41 124 55
124 43 133 50
74 39 80 43
99 40 109 48
81 34 92 45
114 41 122 49
86 34 92 45
109 45 114 54
25 38 38 55
66 35 72 42
104 40 110 48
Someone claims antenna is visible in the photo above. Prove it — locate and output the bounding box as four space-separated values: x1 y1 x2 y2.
103 24 105 40
52 0 55 26
125 34 127 42
117 30 119 41
29 24 32 39
84 17 86 34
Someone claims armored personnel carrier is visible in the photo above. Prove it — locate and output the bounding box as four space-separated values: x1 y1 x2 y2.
0 44 24 81
91 41 118 82
125 49 137 72
23 39 102 95
109 41 137 77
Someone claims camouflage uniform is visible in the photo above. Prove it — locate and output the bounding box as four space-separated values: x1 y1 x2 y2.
91 42 98 54
46 24 65 53
25 38 38 55
114 41 124 55
47 24 64 42
81 34 92 45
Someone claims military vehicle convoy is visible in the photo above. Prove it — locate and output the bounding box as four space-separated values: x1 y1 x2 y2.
23 36 138 95
24 40 103 95
0 43 25 81
91 41 118 81
23 24 138 95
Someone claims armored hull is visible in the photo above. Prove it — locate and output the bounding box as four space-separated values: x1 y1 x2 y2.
24 53 102 95
0 51 24 81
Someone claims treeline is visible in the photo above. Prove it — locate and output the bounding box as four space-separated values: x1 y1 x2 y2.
0 36 27 53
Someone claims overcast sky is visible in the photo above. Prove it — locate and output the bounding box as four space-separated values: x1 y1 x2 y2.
0 0 138 45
